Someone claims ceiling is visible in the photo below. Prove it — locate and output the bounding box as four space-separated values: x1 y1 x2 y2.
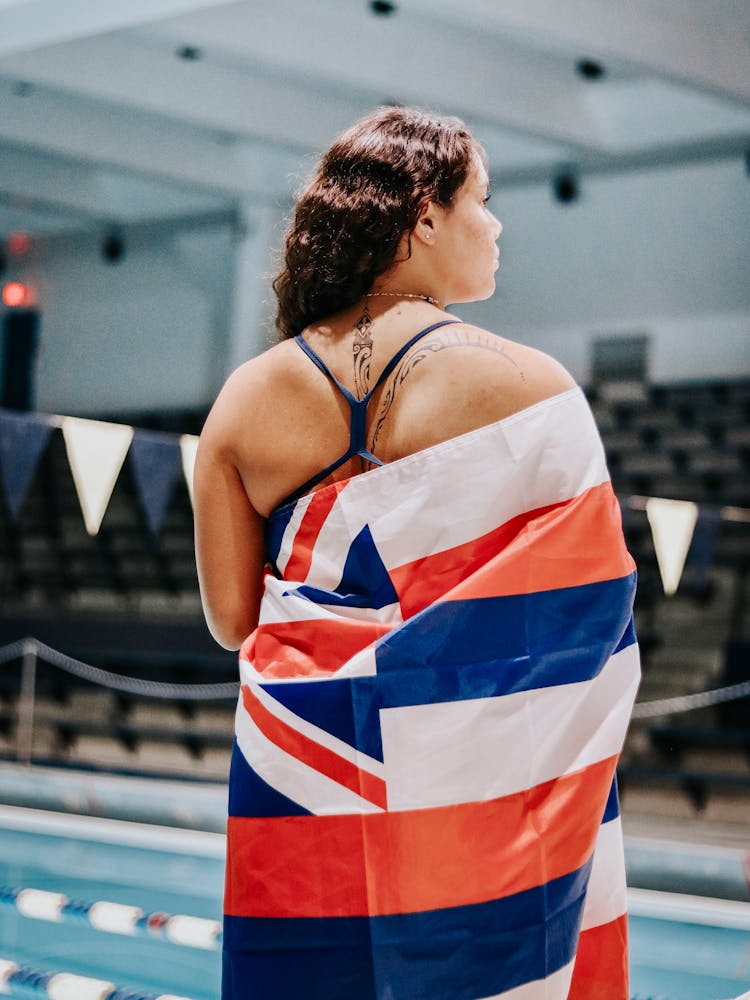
0 0 748 240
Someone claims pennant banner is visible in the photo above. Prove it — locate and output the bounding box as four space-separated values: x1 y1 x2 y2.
0 410 54 520
180 434 199 507
687 507 722 589
62 417 134 536
129 430 182 535
646 497 699 596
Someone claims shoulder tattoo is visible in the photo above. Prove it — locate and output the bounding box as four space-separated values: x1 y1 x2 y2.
370 327 526 450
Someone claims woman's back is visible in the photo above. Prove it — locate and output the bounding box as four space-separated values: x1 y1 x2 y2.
197 105 638 1000
213 301 574 519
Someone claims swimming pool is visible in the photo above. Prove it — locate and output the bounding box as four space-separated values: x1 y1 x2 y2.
0 805 748 1000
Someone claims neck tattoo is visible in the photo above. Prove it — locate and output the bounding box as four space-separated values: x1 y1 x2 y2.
352 291 441 396
353 301 374 398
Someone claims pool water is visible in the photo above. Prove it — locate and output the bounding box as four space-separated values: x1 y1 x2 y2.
630 914 750 998
0 808 748 1000
0 812 223 1000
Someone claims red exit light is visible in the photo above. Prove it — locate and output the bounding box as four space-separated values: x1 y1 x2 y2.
2 281 37 307
8 232 30 255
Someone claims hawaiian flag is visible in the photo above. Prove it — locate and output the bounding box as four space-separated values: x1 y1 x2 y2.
223 387 640 1000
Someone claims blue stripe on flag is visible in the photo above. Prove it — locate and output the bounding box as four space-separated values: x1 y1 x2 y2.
375 574 636 678
258 679 384 764
615 615 637 654
265 503 297 568
228 740 311 818
260 577 637 768
602 776 621 824
223 859 591 1000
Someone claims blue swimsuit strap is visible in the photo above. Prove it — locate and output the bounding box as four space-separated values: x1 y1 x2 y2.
280 318 460 507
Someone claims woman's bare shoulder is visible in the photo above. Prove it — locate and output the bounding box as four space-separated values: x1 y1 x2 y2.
199 340 304 453
208 341 301 411
430 321 577 404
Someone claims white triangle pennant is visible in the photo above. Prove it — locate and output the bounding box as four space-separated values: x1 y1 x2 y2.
180 434 200 507
61 417 134 536
646 497 699 596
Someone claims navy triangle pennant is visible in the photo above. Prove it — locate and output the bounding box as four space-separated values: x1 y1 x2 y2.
687 506 722 589
0 409 54 520
129 429 182 535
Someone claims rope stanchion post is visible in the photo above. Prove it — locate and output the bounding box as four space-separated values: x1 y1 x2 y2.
16 639 38 766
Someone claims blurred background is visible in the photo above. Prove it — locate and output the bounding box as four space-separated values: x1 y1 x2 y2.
0 2 749 998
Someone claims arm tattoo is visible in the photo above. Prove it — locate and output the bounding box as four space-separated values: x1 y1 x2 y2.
370 328 526 451
353 304 374 398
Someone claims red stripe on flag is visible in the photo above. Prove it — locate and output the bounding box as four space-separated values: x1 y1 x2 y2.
250 617 390 678
241 684 387 810
284 482 348 583
568 913 629 999
224 754 617 918
390 501 561 617
392 481 634 616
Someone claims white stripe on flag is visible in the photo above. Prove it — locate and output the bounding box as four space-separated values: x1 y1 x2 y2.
274 492 314 577
273 390 608 580
369 389 608 569
259 577 402 627
380 641 640 810
240 635 379 683
580 815 627 932
248 682 384 778
234 696 383 816
303 500 369 591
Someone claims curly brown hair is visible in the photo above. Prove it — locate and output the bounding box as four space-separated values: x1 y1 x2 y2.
272 106 483 339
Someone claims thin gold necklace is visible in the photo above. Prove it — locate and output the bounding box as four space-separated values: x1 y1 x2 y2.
365 291 442 310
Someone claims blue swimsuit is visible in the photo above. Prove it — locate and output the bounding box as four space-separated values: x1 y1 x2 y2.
280 318 460 508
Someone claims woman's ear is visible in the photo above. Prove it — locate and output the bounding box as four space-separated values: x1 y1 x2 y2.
414 202 438 246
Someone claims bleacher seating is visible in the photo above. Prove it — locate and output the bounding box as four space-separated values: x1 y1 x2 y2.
0 382 748 793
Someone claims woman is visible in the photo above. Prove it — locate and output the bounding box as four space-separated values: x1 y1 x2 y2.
195 107 639 1000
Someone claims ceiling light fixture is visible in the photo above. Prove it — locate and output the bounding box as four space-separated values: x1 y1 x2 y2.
576 58 606 80
552 172 579 205
177 45 203 61
102 232 126 264
370 1 397 15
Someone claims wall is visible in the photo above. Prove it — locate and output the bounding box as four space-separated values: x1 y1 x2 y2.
461 156 750 383
2 221 237 417
2 156 748 418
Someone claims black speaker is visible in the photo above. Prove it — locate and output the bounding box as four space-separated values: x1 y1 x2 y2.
1 309 40 410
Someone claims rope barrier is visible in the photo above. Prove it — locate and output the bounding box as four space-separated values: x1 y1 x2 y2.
0 639 238 701
1 636 748 716
630 679 750 719
0 959 193 1000
0 886 220 950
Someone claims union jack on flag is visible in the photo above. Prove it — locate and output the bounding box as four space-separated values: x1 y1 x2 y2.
223 387 641 1000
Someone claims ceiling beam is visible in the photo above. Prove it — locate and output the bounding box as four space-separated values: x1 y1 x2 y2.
126 0 606 152
0 34 371 154
0 12 606 155
0 77 300 200
0 0 232 57
413 0 750 107
0 144 228 224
